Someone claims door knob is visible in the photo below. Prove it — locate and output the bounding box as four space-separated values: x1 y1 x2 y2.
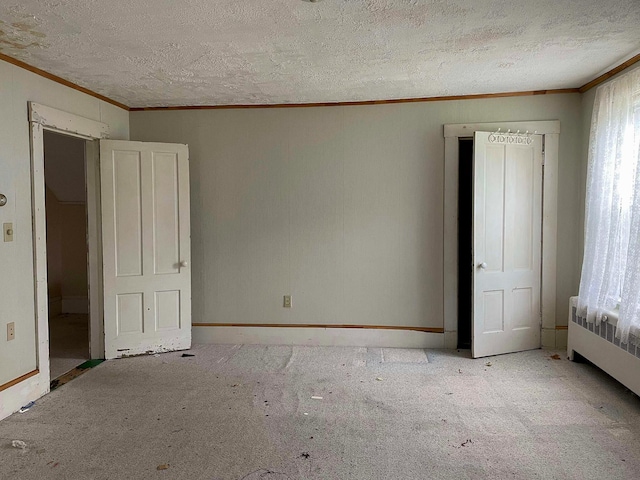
479 262 487 269
180 260 188 267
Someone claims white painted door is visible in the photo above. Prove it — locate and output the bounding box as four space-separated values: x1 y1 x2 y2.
100 140 191 359
472 132 542 358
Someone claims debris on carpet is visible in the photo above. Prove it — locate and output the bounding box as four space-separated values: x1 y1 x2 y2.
11 440 27 450
241 469 291 480
19 401 35 413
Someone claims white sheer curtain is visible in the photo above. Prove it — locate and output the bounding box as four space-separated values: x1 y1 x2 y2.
578 66 640 345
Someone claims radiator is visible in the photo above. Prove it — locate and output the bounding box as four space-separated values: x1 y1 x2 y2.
567 297 640 397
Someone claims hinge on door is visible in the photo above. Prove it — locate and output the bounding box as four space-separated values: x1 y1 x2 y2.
542 136 546 164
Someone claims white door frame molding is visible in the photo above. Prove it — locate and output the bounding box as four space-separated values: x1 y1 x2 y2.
29 102 110 387
443 120 559 349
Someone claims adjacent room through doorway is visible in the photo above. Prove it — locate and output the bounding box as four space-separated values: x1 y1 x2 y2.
43 131 90 380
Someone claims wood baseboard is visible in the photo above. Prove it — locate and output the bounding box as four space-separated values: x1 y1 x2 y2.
0 369 39 393
192 323 444 333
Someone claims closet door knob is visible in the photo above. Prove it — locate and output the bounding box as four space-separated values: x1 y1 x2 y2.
180 260 188 268
479 262 487 269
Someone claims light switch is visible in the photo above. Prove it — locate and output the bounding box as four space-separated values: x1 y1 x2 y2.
283 295 292 308
3 223 13 242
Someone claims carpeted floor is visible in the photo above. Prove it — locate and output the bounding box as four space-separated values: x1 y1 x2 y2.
1 345 639 479
48 313 90 379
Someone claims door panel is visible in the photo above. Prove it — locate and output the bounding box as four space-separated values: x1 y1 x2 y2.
473 132 542 358
152 152 180 275
155 290 181 330
114 151 143 277
511 147 535 271
482 290 504 333
117 292 144 334
101 140 191 359
483 149 505 273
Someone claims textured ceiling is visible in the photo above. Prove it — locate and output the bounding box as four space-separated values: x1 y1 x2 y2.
1 0 639 108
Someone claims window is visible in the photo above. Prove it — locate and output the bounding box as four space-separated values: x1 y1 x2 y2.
577 66 640 345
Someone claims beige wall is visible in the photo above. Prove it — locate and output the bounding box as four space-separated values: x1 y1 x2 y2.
130 93 583 335
0 59 129 389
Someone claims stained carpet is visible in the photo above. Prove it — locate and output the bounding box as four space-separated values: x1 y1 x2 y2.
1 345 639 479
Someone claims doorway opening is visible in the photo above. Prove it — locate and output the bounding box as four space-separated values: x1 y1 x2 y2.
457 138 473 349
44 131 90 380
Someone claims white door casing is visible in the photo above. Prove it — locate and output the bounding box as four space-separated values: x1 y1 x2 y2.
472 131 543 358
5 103 109 421
100 140 191 359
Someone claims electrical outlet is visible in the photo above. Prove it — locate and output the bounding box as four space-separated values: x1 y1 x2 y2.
3 223 13 242
7 322 15 341
283 295 292 308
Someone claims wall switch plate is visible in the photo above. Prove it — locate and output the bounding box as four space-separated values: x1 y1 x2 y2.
7 322 15 341
3 223 13 242
283 295 292 308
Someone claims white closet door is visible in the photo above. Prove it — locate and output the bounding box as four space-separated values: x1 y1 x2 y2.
101 140 191 359
473 132 543 358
